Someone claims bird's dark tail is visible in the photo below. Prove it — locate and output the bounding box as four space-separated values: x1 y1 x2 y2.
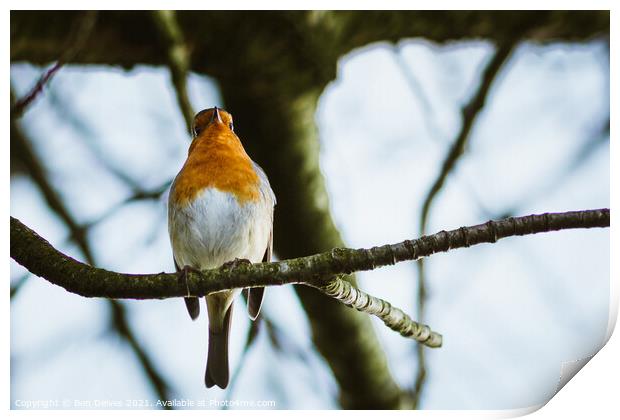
184 297 200 320
205 302 233 389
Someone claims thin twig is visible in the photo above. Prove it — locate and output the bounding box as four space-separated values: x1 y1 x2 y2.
391 44 447 144
82 180 171 231
11 11 98 118
10 273 30 299
45 87 164 194
44 89 173 227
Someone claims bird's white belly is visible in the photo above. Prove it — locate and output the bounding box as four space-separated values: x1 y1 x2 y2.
168 187 270 270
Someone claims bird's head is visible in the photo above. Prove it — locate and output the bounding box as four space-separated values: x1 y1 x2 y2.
191 107 234 138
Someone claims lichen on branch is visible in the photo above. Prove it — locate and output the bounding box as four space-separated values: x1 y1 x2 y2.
318 278 442 347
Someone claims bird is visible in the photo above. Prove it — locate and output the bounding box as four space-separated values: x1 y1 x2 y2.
167 107 275 389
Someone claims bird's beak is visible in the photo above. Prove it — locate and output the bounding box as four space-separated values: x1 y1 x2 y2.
210 107 223 124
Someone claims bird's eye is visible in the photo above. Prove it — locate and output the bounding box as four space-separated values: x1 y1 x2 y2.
194 126 202 137
229 122 234 131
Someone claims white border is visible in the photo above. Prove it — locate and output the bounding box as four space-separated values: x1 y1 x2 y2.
5 3 616 419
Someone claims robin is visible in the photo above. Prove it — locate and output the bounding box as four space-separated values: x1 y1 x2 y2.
167 107 275 389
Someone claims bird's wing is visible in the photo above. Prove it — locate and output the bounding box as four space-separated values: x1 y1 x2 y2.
252 161 277 205
247 228 271 320
247 161 275 320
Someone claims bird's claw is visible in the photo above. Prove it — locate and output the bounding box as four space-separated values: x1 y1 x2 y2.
222 258 252 271
177 265 201 297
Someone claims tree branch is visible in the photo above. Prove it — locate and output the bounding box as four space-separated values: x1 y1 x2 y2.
10 209 609 344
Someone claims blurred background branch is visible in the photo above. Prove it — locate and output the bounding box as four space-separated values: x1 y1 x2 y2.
10 104 174 408
412 38 517 406
150 10 194 133
11 11 97 118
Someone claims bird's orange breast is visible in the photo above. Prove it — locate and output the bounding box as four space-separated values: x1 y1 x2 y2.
171 128 260 206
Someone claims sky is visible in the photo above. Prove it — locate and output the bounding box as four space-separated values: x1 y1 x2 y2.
10 37 610 410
